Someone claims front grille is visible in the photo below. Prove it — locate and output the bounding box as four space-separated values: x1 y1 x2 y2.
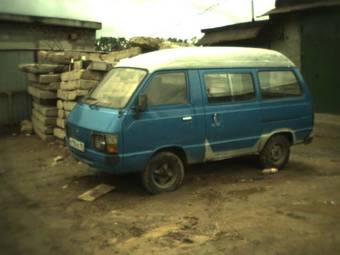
67 122 93 149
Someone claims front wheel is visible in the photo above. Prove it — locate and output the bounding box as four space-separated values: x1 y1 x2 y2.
142 152 185 194
259 135 290 169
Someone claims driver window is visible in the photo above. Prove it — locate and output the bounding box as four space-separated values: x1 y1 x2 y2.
144 72 188 106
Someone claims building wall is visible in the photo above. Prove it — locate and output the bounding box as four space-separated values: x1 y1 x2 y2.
0 51 34 125
0 21 96 51
300 8 340 114
269 15 301 68
0 21 97 125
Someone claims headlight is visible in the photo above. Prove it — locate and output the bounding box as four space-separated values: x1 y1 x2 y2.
92 134 118 154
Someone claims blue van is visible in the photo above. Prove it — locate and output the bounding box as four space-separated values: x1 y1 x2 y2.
66 47 314 194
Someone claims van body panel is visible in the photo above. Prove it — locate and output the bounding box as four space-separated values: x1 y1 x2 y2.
256 68 314 146
68 104 122 133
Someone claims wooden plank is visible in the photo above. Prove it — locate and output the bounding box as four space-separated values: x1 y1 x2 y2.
60 79 98 90
78 184 115 202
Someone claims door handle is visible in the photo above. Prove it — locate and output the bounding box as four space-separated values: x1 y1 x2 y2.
182 116 192 121
212 113 219 126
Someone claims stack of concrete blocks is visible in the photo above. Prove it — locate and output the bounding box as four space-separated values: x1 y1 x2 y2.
55 63 109 140
53 47 143 140
19 63 68 141
19 46 148 142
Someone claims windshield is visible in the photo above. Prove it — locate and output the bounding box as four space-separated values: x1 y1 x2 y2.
85 67 147 108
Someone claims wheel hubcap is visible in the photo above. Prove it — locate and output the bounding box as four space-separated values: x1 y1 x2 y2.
271 144 283 161
153 163 176 187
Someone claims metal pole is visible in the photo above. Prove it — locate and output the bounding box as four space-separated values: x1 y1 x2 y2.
251 0 255 22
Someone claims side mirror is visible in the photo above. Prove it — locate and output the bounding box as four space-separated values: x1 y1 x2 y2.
135 94 147 117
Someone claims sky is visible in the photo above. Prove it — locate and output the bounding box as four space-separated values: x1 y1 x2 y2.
0 0 276 39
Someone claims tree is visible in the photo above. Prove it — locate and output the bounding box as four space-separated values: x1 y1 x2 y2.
96 37 130 52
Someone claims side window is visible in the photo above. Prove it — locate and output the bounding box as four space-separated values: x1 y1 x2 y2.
144 72 188 106
204 73 255 103
258 71 302 99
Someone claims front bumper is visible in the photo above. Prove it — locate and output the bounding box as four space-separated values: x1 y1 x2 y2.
66 138 123 173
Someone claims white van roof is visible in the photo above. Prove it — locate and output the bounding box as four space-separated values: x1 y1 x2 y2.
116 47 295 72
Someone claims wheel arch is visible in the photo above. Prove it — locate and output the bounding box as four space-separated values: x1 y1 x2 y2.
257 129 295 152
152 146 187 165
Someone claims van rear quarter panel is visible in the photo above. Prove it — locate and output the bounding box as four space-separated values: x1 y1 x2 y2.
256 68 314 143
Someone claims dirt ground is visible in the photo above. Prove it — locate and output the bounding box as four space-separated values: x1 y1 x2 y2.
1 113 340 255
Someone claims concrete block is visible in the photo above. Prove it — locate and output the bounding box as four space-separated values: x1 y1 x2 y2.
58 109 66 119
57 89 88 101
72 60 84 71
33 121 55 142
38 50 84 64
39 74 61 83
26 73 39 82
30 82 59 91
60 79 98 90
32 116 54 135
63 101 77 111
57 100 63 110
103 47 142 63
19 63 68 74
28 86 57 99
56 118 66 129
53 128 66 140
61 70 103 81
32 109 56 126
32 97 57 106
87 61 113 72
33 102 57 117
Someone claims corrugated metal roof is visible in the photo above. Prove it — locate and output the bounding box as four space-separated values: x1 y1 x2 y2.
116 47 295 72
263 0 340 16
0 13 101 30
199 21 268 46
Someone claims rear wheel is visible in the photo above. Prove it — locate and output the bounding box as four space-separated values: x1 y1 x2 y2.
142 152 185 194
259 135 290 169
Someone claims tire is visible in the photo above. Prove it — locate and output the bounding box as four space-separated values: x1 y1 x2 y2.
142 151 185 194
259 135 290 169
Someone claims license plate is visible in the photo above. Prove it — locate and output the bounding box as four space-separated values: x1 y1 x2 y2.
69 137 85 152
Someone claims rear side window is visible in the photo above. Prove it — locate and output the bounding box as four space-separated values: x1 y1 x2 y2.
258 71 302 99
204 73 255 103
144 72 188 106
